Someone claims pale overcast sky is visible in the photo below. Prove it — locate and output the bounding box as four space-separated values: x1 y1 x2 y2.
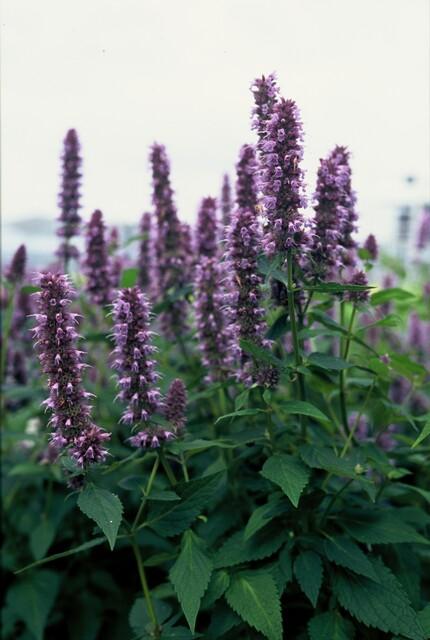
2 0 429 246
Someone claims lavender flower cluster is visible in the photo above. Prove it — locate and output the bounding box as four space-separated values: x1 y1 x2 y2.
56 129 82 264
196 197 218 259
83 210 112 306
32 273 110 467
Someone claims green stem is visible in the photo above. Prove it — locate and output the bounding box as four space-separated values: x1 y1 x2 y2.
286 249 306 437
341 381 374 458
131 537 160 638
320 479 354 526
180 453 190 482
132 456 159 531
339 302 357 437
159 450 177 486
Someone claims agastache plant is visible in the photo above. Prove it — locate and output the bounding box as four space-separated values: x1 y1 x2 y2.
363 233 378 260
56 129 82 268
220 174 232 229
165 378 187 431
235 144 258 212
196 197 218 259
150 143 188 338
251 73 279 142
5 244 27 285
111 287 173 447
83 210 112 306
138 212 152 290
195 257 232 382
31 273 110 467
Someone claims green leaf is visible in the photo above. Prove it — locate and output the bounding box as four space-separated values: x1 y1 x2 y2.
244 497 285 540
120 267 138 287
333 558 425 640
129 597 172 637
77 484 123 550
146 472 224 537
201 570 230 609
215 408 267 424
15 537 107 574
280 400 330 423
30 518 56 561
240 339 282 368
412 420 430 448
267 312 290 340
261 454 310 507
300 445 359 479
6 570 60 640
225 570 283 640
214 526 287 568
20 284 41 294
418 604 430 637
389 354 428 381
341 511 429 545
308 611 356 640
308 352 352 371
323 537 378 581
294 551 323 607
169 530 213 632
371 288 415 306
207 603 241 638
305 281 372 294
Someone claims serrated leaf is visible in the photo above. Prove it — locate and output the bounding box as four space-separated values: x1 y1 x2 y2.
341 511 429 545
333 558 425 640
30 518 56 561
244 497 285 540
261 454 310 507
201 570 230 609
308 352 352 371
129 597 172 637
77 484 123 550
305 281 371 293
6 570 60 640
225 571 283 640
300 445 359 479
418 604 430 636
169 531 213 632
120 267 138 287
15 537 107 574
294 551 323 607
215 408 267 424
240 339 282 368
371 287 415 305
208 603 241 639
214 526 287 568
308 611 355 640
412 420 430 448
146 472 224 537
323 537 378 581
280 400 330 423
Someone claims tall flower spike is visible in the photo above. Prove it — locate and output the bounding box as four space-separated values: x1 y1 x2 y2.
256 98 307 255
56 129 82 265
251 73 279 142
83 210 112 306
31 273 110 467
138 212 152 290
108 226 123 290
165 378 187 431
220 174 232 229
330 147 358 268
226 205 278 387
308 147 356 281
150 143 188 338
235 144 258 212
6 245 27 284
111 287 173 448
195 257 232 383
180 222 195 283
196 197 218 259
363 234 378 260
345 269 369 303
416 205 430 250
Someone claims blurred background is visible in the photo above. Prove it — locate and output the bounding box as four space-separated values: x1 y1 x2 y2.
1 0 429 266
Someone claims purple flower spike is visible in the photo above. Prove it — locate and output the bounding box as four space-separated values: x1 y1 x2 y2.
236 145 258 212
220 174 232 229
251 73 279 142
345 270 369 303
31 273 110 467
408 312 424 350
83 210 112 306
180 222 195 282
56 129 82 264
195 257 232 382
416 205 430 250
111 287 169 448
6 245 27 284
363 234 378 260
330 147 358 267
256 98 307 255
165 378 187 431
108 227 123 290
138 212 152 289
226 206 278 387
196 197 218 259
150 143 188 338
